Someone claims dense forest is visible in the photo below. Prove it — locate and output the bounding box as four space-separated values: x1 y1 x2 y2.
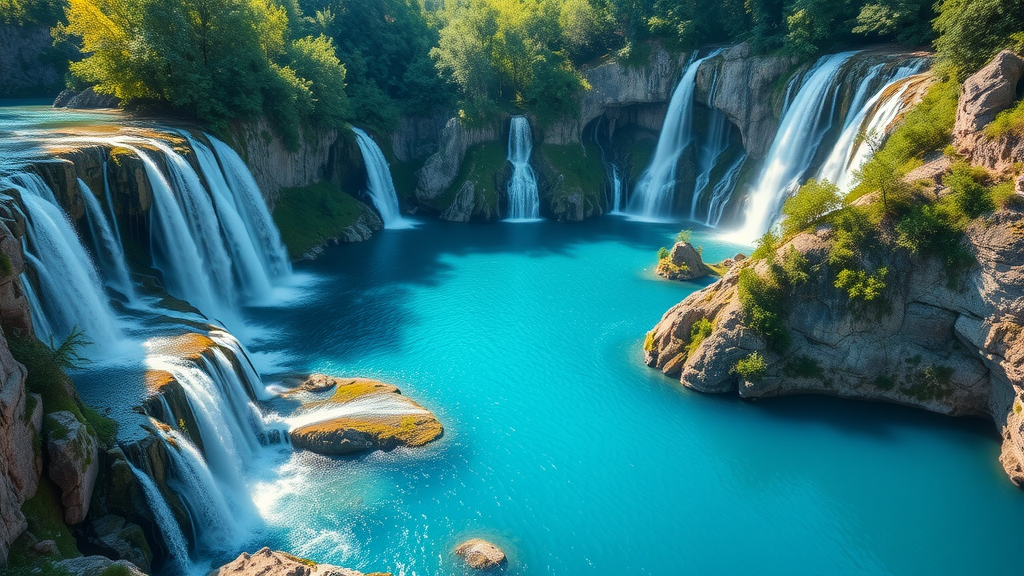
2 0 1023 136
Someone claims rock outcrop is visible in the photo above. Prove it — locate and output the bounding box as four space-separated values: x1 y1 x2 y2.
288 376 443 456
209 547 387 576
46 410 100 525
57 555 146 576
0 337 39 564
454 539 507 570
415 118 500 208
953 50 1024 174
644 52 1024 485
52 87 120 110
655 242 714 281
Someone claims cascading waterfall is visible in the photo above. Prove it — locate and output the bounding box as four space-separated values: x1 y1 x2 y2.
127 462 192 570
5 172 123 346
731 51 857 243
690 111 732 220
817 61 927 191
183 134 274 299
505 117 541 221
206 136 291 279
627 51 719 221
610 166 624 214
352 127 413 229
79 178 136 303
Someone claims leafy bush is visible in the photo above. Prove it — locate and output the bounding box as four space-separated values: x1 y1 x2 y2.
738 268 790 351
934 0 1024 81
781 179 843 236
834 266 888 301
946 162 995 218
657 247 670 260
986 99 1024 139
686 318 714 355
733 352 768 382
675 229 692 244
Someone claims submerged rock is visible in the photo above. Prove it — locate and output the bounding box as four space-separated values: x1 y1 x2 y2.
208 547 387 576
288 376 443 456
455 538 507 570
655 242 714 281
45 410 99 525
57 555 146 576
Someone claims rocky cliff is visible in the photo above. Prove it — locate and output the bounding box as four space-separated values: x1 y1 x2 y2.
0 24 66 98
643 50 1024 486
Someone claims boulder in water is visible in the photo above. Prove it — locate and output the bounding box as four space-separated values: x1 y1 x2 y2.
208 547 386 576
455 538 507 570
288 376 443 456
656 242 715 281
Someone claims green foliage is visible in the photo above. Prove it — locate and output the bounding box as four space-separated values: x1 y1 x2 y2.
62 0 350 138
780 246 810 285
0 0 63 24
751 229 780 261
16 478 80 559
733 352 768 382
686 318 714 355
657 246 670 260
738 268 790 350
781 179 842 236
272 180 370 258
946 162 994 218
675 229 692 244
903 364 955 401
784 355 823 378
853 0 935 44
934 0 1024 81
834 266 888 301
986 98 1024 139
99 565 134 576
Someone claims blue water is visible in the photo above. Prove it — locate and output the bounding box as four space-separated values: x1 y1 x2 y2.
241 218 1024 576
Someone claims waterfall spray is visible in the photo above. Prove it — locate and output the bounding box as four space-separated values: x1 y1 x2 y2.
352 127 413 229
505 117 541 221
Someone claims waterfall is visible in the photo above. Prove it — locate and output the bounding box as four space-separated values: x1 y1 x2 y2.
79 178 136 303
731 51 857 243
206 136 291 279
706 153 747 227
505 117 541 221
183 134 273 300
817 62 928 191
5 172 123 347
627 51 720 221
690 111 732 220
610 166 624 214
127 462 191 571
352 127 412 229
153 424 247 550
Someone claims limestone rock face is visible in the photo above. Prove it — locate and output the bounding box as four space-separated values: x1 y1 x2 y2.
440 182 478 223
46 410 99 525
0 24 65 97
696 43 801 159
953 50 1024 174
539 43 686 145
0 338 38 564
454 539 507 570
416 118 499 205
288 377 443 456
656 242 714 281
208 547 383 576
85 514 152 573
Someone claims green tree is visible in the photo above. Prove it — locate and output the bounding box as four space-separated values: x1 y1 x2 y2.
934 0 1024 80
781 179 843 235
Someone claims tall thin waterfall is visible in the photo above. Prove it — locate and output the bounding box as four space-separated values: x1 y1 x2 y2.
627 51 719 221
352 127 412 229
817 62 927 191
127 462 192 570
731 51 857 243
690 111 732 220
5 173 123 346
505 117 541 221
610 166 624 214
79 178 136 302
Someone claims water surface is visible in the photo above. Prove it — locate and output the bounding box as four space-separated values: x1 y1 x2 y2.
240 218 1024 576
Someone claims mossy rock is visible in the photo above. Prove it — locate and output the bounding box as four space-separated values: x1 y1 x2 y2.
272 180 383 258
536 143 607 221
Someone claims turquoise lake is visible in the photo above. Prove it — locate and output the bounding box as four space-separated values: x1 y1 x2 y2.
232 217 1024 576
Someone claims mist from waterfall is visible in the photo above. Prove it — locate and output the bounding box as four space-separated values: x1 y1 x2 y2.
505 116 541 221
352 127 413 229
